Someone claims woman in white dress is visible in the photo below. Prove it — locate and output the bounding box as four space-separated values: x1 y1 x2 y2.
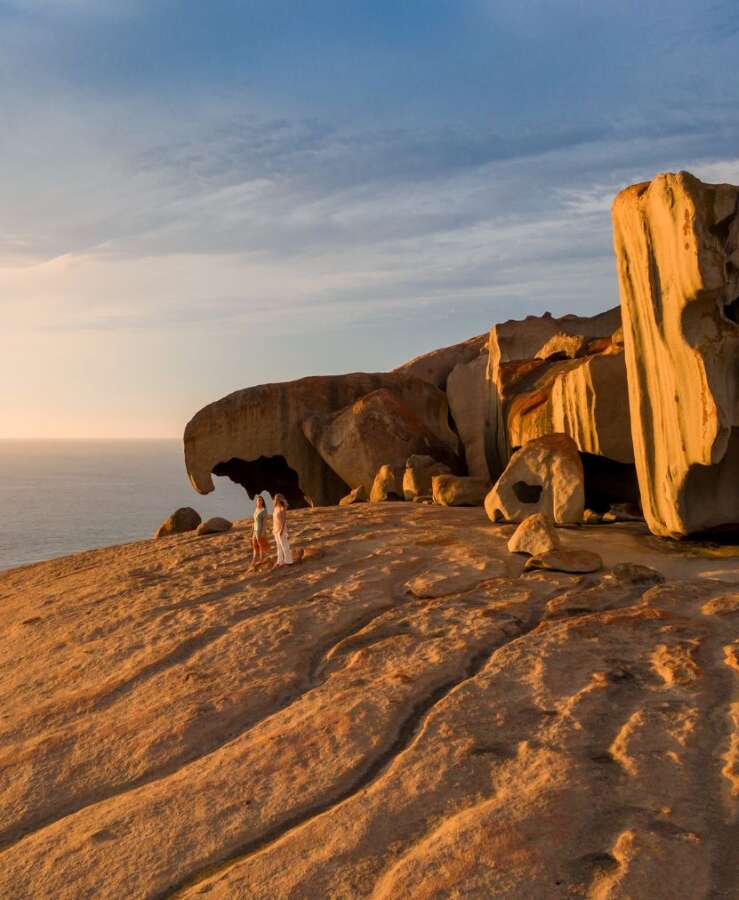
272 493 293 566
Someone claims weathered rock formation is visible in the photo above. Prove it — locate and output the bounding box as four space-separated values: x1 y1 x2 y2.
612 171 739 538
485 433 585 525
185 373 458 508
488 307 630 479
302 388 459 493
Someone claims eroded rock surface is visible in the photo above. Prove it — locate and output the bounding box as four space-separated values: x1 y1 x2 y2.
612 171 739 537
184 373 458 508
0 505 736 899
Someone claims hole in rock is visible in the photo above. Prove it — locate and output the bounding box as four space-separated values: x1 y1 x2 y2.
580 453 641 512
512 481 543 504
723 295 739 324
212 455 310 508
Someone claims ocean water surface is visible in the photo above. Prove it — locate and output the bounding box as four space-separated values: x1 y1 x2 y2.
0 440 253 571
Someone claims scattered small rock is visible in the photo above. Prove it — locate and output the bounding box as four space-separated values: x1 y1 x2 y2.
196 517 232 536
583 509 603 525
155 507 201 539
507 513 560 556
602 503 644 523
432 475 490 507
370 465 404 502
604 563 664 585
525 549 603 574
339 485 367 506
403 455 451 501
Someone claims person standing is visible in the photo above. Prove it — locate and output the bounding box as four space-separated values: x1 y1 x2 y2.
272 493 293 566
250 495 268 570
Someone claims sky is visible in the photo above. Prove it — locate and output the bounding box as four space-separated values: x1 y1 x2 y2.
3 0 739 438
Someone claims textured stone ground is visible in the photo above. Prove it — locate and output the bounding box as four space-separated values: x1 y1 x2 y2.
0 505 736 899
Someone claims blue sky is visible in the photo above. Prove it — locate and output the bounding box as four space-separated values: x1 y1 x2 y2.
3 0 739 437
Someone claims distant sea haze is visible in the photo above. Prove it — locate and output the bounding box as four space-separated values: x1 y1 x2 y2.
0 440 253 571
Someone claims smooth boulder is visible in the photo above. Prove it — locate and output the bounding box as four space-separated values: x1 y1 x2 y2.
302 388 459 494
403 455 451 500
432 475 490 507
612 171 739 537
507 513 560 555
370 465 404 503
155 507 201 538
484 433 584 525
196 517 232 536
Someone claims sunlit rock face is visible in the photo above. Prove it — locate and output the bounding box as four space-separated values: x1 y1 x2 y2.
612 171 739 538
184 373 458 508
486 307 630 480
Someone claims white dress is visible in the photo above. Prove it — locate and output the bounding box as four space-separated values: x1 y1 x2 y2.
273 509 293 564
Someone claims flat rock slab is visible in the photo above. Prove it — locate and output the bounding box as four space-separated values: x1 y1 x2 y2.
525 548 603 573
0 504 737 899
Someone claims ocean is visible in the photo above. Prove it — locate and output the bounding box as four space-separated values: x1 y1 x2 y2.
0 440 254 572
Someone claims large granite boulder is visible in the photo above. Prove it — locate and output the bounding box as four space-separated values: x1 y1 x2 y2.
302 389 459 493
185 373 458 509
394 333 487 390
155 507 201 538
485 433 585 525
612 172 739 537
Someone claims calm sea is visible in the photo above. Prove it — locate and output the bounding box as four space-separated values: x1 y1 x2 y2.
0 440 254 572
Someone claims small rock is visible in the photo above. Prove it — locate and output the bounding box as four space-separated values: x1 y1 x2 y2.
432 475 490 507
507 513 560 556
196 517 232 536
403 455 451 500
413 495 433 503
583 509 603 525
525 549 603 574
155 507 201 539
605 563 664 585
603 503 644 523
339 485 367 506
370 465 404 502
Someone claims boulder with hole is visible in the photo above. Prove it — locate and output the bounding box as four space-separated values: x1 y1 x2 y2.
484 433 584 525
